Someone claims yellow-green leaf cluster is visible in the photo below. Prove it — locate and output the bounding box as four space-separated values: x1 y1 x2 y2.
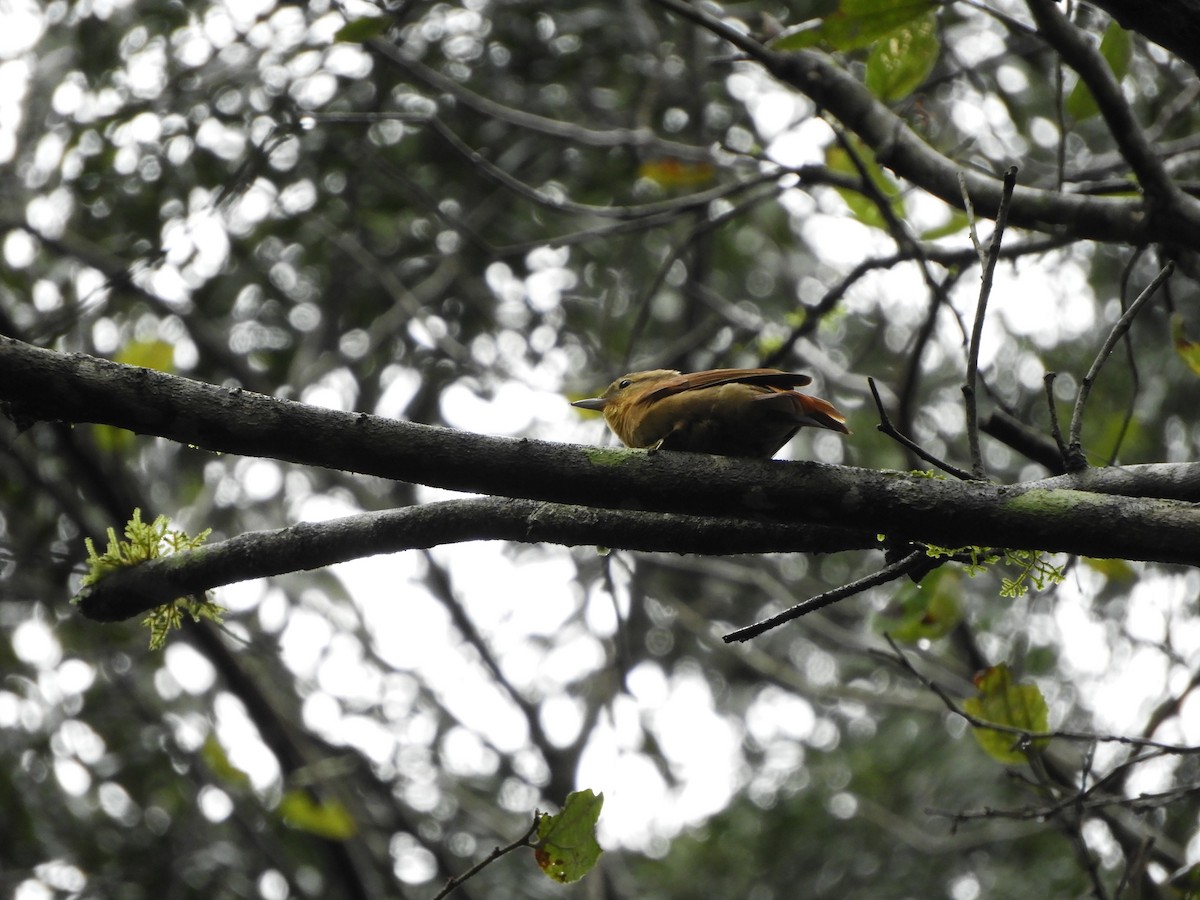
81 508 222 649
998 549 1065 598
920 544 1063 593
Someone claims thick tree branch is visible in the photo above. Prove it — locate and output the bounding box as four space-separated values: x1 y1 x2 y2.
651 0 1200 248
4 337 1200 566
73 498 872 622
1026 0 1199 220
1083 0 1200 74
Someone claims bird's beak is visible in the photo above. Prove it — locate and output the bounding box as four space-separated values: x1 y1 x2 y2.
571 397 608 411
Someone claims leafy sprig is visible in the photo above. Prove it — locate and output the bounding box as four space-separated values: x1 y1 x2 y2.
81 509 223 648
922 544 1064 595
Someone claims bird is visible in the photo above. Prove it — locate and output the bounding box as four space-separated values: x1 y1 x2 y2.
572 367 849 459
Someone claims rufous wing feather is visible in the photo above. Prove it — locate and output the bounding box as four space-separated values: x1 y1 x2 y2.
640 368 813 405
753 390 850 434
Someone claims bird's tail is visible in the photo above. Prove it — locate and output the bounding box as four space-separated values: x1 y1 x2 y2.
755 390 851 434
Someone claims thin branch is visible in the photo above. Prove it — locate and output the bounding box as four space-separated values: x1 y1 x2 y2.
723 550 928 643
307 111 780 222
1104 249 1149 465
979 409 1067 474
1044 372 1071 465
650 0 1182 246
884 635 1200 754
1026 0 1192 212
869 377 974 479
958 171 984 265
431 814 541 900
868 379 979 480
369 40 720 163
75 498 872 622
964 166 1018 480
1066 261 1175 469
766 235 1071 370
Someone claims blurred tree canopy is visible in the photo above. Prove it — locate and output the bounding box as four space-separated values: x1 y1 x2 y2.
4 0 1200 897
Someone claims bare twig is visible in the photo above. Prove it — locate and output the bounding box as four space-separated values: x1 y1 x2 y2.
1104 249 1149 465
979 409 1066 474
884 635 1200 755
869 377 975 480
723 550 928 642
304 111 780 222
431 814 541 900
958 170 984 264
372 40 718 163
963 166 1018 480
1043 372 1070 466
1066 261 1175 470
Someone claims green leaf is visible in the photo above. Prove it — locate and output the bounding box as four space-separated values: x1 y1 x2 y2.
202 735 252 790
919 209 969 241
278 790 358 840
115 338 175 372
792 0 841 26
874 567 962 642
95 339 176 452
334 16 390 43
1065 22 1132 121
534 789 604 884
825 141 902 231
773 0 937 52
864 12 939 102
1081 557 1136 583
962 664 1049 764
1172 313 1200 375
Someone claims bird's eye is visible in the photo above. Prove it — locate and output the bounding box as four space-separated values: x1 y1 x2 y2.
618 379 632 389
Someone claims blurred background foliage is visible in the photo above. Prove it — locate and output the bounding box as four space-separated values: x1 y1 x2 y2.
3 0 1200 897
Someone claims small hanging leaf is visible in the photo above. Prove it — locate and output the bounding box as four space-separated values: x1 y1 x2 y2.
95 339 176 451
279 790 358 840
533 790 604 884
865 12 940 102
1065 22 1132 121
773 0 937 52
638 158 717 189
874 567 962 642
334 16 390 43
962 664 1049 764
825 141 903 231
201 735 252 790
791 0 841 27
115 338 175 372
1082 557 1136 583
919 210 969 240
1171 313 1200 375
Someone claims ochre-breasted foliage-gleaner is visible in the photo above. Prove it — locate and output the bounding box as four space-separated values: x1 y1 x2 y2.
572 367 849 459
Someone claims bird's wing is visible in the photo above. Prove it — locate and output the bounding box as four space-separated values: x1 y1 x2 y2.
639 368 812 404
752 390 851 433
